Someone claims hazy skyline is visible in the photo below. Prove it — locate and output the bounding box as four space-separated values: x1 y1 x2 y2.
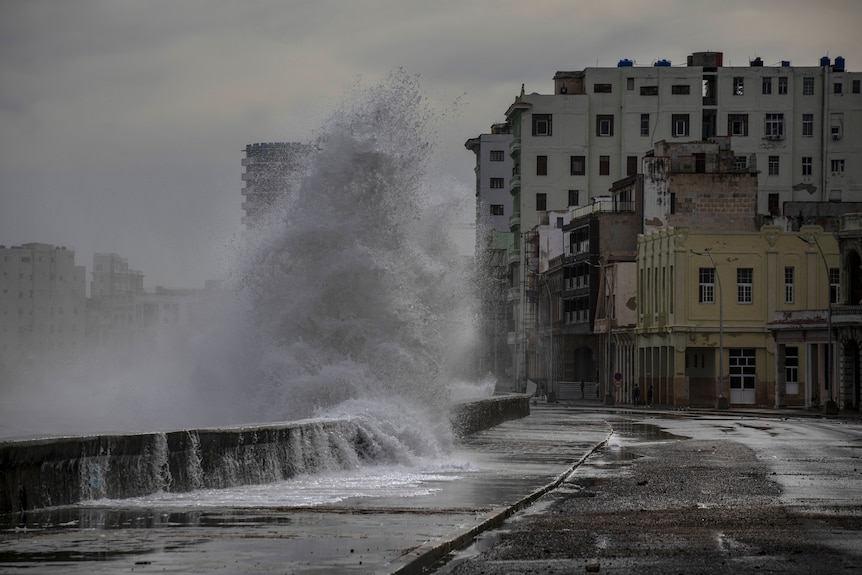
2 0 861 290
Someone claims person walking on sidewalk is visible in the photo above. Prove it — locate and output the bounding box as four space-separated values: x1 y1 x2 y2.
647 384 653 407
633 383 640 406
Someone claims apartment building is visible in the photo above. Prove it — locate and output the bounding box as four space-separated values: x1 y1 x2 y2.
497 51 860 391
0 243 86 375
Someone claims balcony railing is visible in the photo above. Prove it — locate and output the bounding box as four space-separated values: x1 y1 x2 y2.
569 199 635 221
832 305 862 322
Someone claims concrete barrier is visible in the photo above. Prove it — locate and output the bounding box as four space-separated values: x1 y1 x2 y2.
0 395 529 515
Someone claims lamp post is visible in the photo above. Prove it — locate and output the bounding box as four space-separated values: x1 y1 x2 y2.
799 235 838 414
692 249 728 409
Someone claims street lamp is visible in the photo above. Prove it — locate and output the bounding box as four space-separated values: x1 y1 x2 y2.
798 235 838 414
692 249 728 409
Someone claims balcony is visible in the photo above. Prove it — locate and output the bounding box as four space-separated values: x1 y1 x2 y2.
509 173 521 194
509 139 521 155
507 286 520 302
509 212 521 230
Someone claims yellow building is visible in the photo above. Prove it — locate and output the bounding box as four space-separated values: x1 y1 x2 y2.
637 225 837 408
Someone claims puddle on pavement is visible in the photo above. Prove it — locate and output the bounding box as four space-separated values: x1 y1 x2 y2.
605 420 686 441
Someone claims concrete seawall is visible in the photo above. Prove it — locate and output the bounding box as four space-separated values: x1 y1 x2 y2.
0 395 529 515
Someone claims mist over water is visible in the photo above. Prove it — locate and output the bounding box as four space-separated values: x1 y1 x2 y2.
1 72 490 447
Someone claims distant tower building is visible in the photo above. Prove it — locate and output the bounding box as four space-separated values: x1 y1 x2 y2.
241 142 309 228
0 243 86 374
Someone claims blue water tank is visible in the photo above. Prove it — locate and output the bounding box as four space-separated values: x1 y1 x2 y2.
820 56 831 67
835 56 846 71
618 59 633 67
654 59 671 67
781 60 791 67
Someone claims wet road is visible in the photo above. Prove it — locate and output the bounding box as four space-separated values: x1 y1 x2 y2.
2 404 861 574
440 406 862 574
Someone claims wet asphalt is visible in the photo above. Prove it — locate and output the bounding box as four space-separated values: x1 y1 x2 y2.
2 402 861 574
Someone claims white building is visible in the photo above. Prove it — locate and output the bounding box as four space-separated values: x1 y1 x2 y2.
465 123 515 237
498 50 862 388
0 243 86 374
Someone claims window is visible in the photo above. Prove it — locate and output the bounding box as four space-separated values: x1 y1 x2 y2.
672 84 690 95
785 346 799 393
802 114 814 137
733 77 744 95
803 77 814 95
834 82 842 95
830 268 840 304
831 114 843 140
640 86 658 96
672 114 690 137
832 159 845 174
490 177 505 189
627 77 635 91
597 115 614 136
594 83 612 93
537 155 548 176
778 77 788 94
785 266 794 303
532 114 552 136
699 268 715 303
640 114 649 136
802 157 812 176
490 204 504 216
729 114 748 136
734 156 748 170
536 193 547 211
627 156 638 176
768 156 780 176
737 268 753 304
768 193 779 214
762 77 772 94
765 113 784 139
490 150 504 162
570 156 585 175
568 189 579 207
599 155 610 176
854 80 861 94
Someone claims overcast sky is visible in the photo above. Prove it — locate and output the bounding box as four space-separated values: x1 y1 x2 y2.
2 0 861 290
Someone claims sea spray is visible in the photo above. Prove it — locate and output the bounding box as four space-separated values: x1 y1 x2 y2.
0 71 486 453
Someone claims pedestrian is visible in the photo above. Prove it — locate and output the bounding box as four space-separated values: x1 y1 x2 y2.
580 381 585 399
633 383 640 406
647 384 653 407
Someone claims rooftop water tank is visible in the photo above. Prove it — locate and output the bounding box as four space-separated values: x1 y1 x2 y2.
618 58 633 67
821 56 831 67
781 60 791 67
834 56 846 71
654 59 671 67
